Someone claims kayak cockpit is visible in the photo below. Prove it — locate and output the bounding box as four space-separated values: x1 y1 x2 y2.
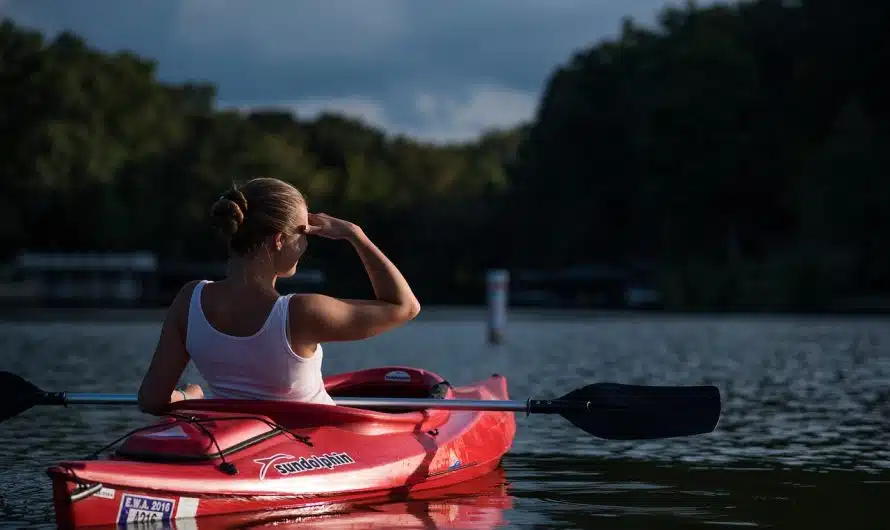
112 366 455 463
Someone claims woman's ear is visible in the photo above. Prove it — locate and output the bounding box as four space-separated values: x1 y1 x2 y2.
273 232 284 251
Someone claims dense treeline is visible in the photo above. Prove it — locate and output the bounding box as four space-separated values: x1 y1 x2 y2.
505 0 890 309
1 0 888 310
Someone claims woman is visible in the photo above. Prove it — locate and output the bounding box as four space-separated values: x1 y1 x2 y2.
137 177 421 414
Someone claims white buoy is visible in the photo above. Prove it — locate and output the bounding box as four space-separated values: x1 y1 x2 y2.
486 269 509 344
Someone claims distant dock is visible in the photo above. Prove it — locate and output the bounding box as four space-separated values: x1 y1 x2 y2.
0 250 325 309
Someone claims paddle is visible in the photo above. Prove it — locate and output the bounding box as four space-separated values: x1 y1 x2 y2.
0 371 721 440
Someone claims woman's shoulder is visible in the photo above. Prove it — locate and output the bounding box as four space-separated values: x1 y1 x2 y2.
166 280 207 319
283 292 326 328
174 280 206 302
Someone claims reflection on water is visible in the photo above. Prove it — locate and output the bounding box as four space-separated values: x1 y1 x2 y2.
1 313 889 528
504 454 889 529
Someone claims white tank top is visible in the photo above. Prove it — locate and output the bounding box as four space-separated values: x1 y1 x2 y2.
184 280 335 405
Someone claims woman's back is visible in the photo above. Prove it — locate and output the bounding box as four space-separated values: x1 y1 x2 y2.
137 178 419 415
184 280 334 405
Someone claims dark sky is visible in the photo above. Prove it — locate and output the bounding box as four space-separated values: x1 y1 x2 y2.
1 0 694 142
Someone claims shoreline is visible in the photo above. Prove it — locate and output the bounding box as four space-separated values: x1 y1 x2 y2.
1 305 889 323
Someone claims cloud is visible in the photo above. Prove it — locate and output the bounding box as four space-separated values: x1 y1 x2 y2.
408 85 539 142
226 95 390 130
224 85 537 144
1 0 695 142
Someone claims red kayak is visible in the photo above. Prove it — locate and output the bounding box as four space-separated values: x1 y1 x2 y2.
46 366 516 528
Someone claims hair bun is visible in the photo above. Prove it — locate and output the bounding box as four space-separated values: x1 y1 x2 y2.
224 189 248 215
210 189 248 236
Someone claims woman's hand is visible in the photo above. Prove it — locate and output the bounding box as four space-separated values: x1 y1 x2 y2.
304 213 362 240
184 383 204 399
170 383 204 403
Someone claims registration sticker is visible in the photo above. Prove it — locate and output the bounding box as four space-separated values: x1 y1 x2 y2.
448 449 462 470
95 487 115 500
117 493 176 525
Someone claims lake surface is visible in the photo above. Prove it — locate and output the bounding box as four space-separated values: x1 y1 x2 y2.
1 310 889 528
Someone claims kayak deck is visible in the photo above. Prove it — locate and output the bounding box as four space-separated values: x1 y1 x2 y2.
47 366 516 528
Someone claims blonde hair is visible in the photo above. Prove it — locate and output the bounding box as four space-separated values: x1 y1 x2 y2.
210 178 307 255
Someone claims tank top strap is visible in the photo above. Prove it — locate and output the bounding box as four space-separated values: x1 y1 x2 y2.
186 280 212 346
188 280 211 322
276 293 296 346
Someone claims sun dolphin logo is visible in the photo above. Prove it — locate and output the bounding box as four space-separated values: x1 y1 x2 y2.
254 452 356 480
254 454 295 481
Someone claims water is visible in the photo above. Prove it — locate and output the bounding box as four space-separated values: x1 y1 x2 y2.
1 311 889 528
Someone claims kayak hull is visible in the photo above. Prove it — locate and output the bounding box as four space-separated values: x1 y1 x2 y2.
46 367 516 528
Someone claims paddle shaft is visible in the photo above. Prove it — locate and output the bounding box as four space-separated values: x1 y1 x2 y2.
4 370 720 439
50 392 587 413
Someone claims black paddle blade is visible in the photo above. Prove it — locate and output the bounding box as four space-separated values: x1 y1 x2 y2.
558 382 722 440
0 371 45 422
